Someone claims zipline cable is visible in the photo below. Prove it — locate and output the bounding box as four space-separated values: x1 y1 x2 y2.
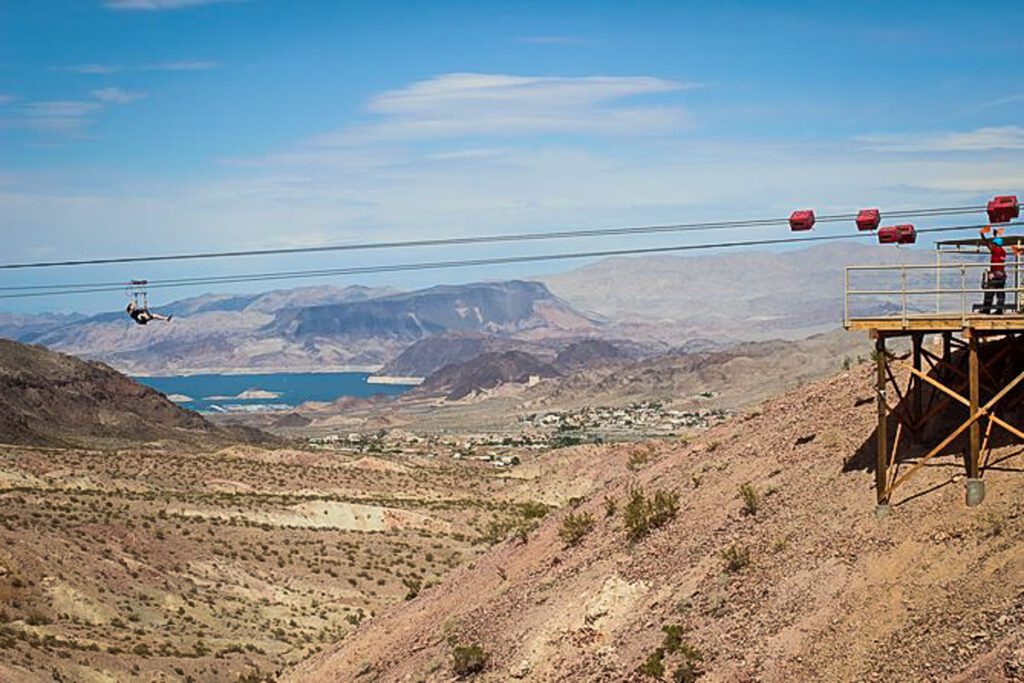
0 221 1007 301
0 204 992 272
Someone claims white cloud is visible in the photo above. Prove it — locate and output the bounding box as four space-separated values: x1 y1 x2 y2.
858 126 1024 152
313 73 696 144
151 60 218 71
0 94 17 105
62 63 121 74
92 87 147 104
8 100 104 133
104 0 245 10
60 61 218 74
1 88 144 134
5 143 1018 269
26 101 102 117
975 94 1024 110
428 147 515 161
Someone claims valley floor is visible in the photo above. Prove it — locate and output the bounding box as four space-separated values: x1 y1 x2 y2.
0 442 562 682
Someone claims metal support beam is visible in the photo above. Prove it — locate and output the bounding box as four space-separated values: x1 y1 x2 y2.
881 334 1024 505
912 333 924 442
892 359 1024 442
876 336 889 508
968 333 981 481
942 332 952 371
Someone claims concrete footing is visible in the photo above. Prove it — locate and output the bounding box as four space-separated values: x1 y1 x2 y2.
874 503 892 519
965 478 986 507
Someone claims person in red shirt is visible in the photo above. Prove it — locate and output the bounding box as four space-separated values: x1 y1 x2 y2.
979 226 1008 314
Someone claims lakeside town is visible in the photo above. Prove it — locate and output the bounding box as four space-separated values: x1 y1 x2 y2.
307 400 732 467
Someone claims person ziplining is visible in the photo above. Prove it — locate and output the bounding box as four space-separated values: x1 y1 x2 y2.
126 300 172 325
125 280 172 325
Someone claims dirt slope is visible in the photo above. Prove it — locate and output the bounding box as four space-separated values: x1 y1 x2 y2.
0 339 256 448
288 363 1024 682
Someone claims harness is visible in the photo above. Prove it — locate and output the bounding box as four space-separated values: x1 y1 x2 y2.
126 280 151 325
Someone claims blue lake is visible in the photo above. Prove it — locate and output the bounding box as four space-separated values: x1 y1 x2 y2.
136 372 410 414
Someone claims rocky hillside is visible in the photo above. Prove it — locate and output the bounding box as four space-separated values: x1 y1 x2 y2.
531 329 874 412
0 339 252 448
416 350 562 401
388 329 871 419
376 333 557 379
378 335 637 381
289 362 1024 682
552 338 631 373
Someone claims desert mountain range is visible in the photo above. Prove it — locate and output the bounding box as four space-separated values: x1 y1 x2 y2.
1 243 934 375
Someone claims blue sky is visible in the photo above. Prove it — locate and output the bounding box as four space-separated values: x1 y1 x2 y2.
1 0 1023 313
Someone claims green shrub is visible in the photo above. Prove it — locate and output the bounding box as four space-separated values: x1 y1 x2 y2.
721 544 750 573
482 517 535 545
517 501 549 521
661 624 684 653
739 483 759 516
637 648 665 678
25 611 51 626
672 643 705 682
978 511 1004 538
558 511 595 547
236 669 274 683
452 643 488 677
550 435 582 449
623 486 680 542
403 577 422 600
628 449 651 471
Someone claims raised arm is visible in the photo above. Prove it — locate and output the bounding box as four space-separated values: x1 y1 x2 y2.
979 226 994 252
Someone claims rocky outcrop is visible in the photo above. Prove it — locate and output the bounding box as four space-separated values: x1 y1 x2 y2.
417 350 561 400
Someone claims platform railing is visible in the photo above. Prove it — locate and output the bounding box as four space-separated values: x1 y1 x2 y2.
844 261 1024 328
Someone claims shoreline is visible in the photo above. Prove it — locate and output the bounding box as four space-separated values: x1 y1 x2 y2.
130 365 384 378
367 375 424 386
